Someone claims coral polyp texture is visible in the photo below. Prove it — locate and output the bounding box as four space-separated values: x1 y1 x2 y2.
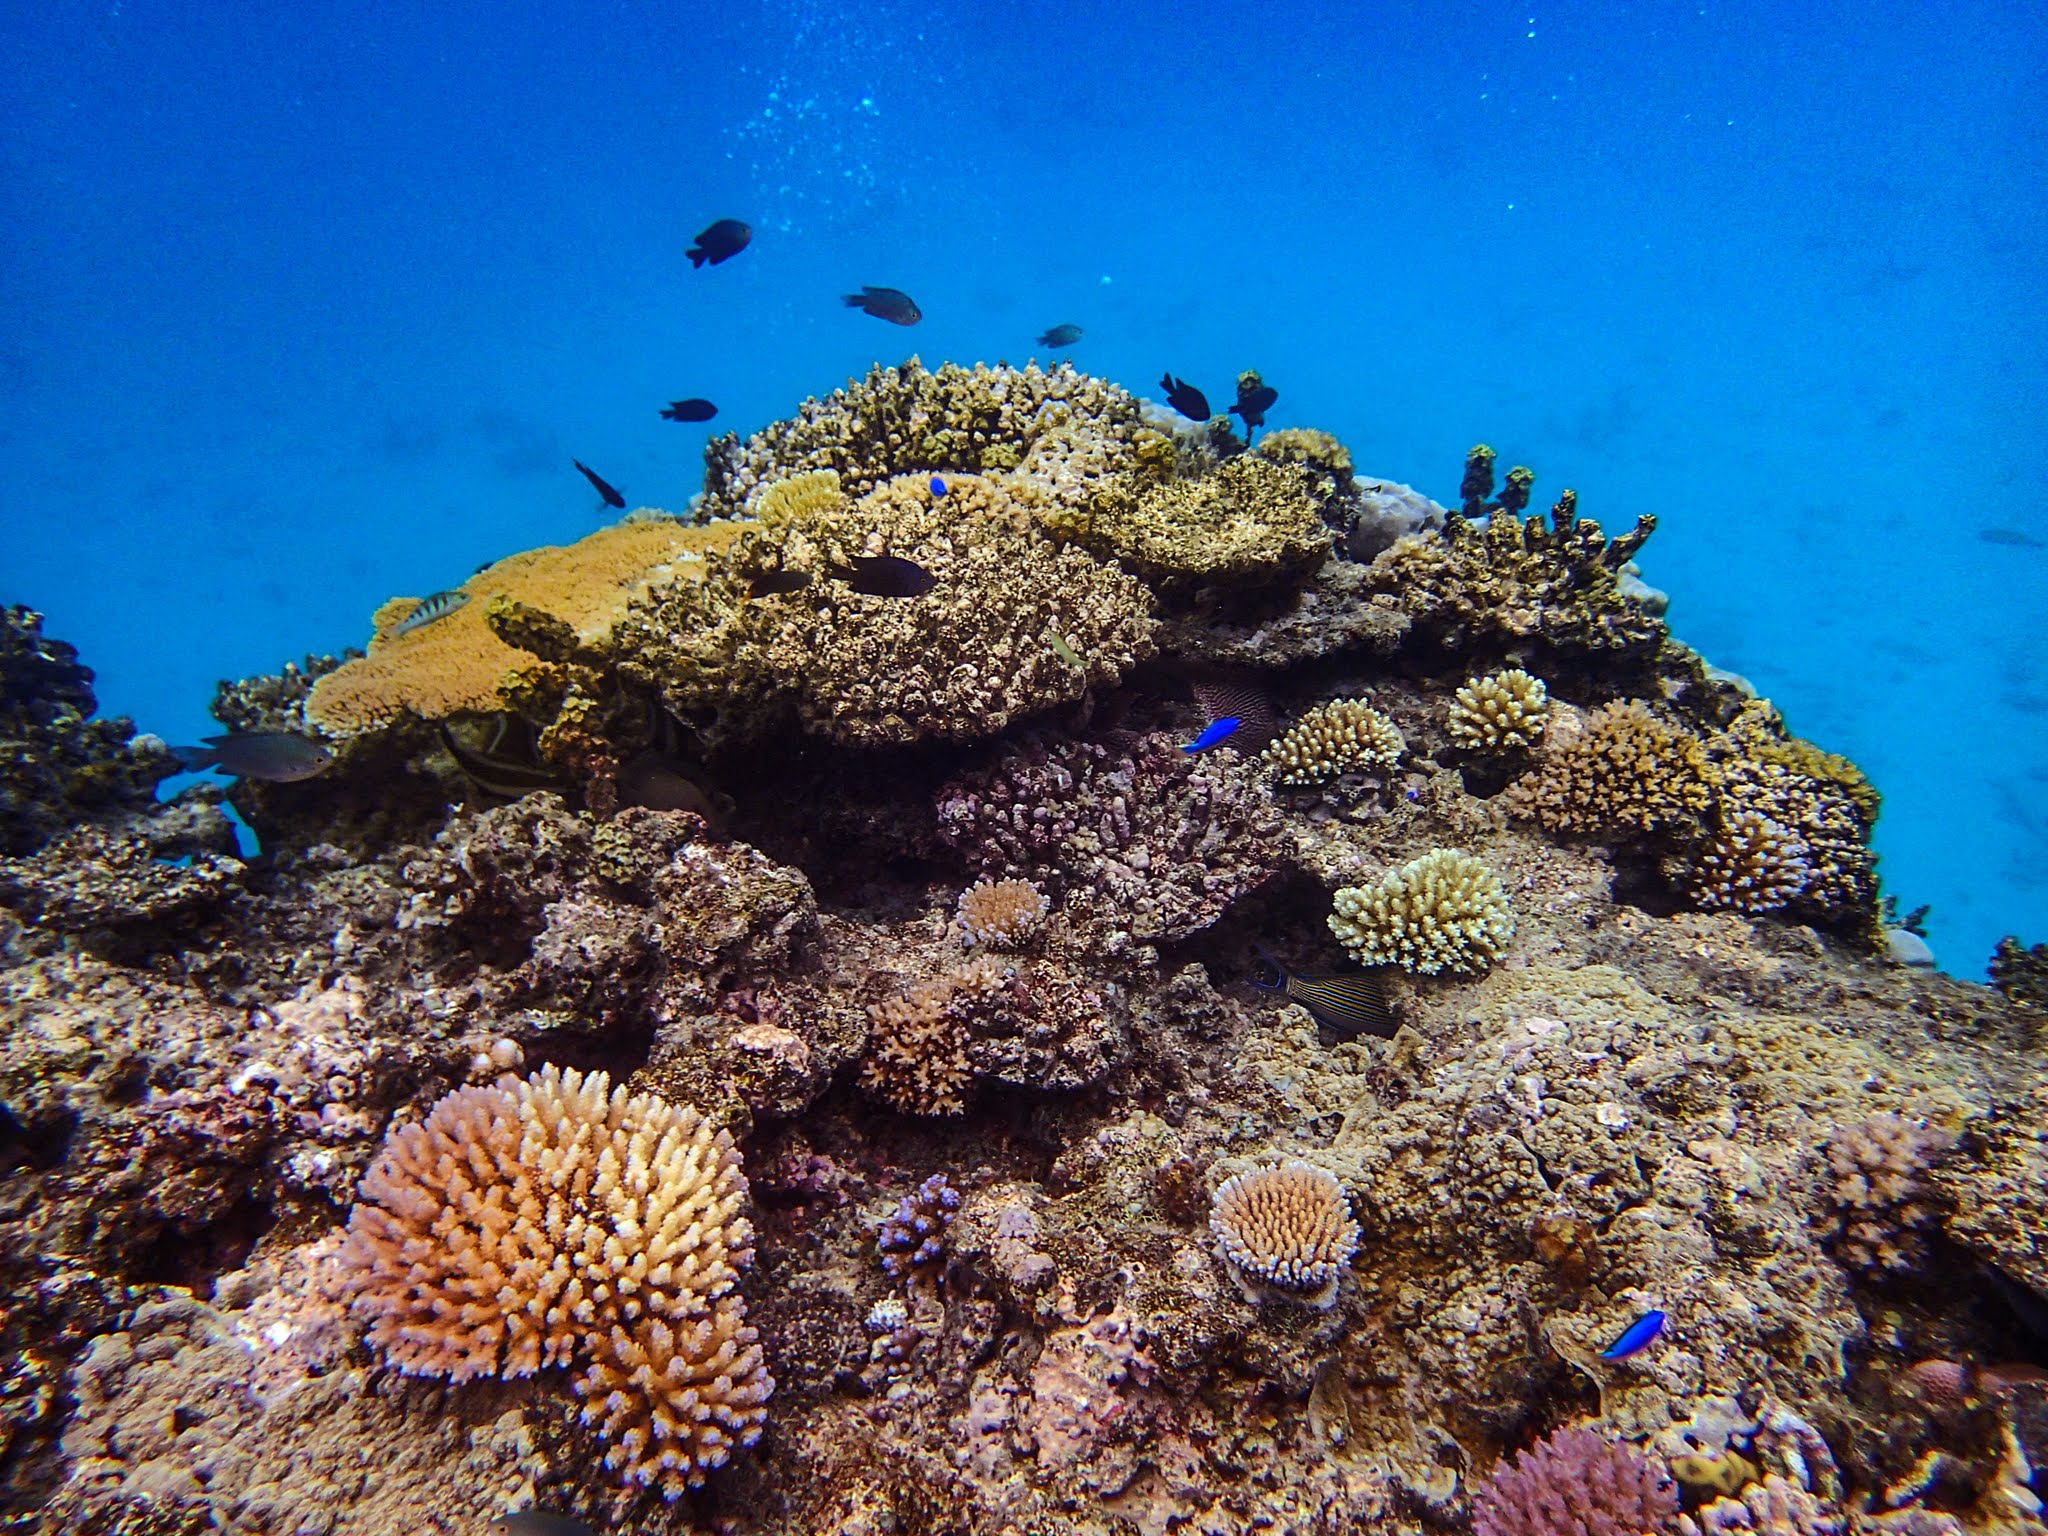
1328 847 1514 975
1260 697 1405 783
15 391 2044 1536
1209 1160 1360 1308
1471 1426 1680 1536
338 1064 770 1495
1446 666 1550 750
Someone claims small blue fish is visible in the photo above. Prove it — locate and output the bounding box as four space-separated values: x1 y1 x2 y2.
1184 717 1243 753
1598 1309 1666 1359
929 475 948 497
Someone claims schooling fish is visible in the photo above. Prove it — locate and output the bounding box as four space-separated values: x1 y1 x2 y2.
660 398 718 423
1037 323 1083 348
1159 373 1211 421
1184 717 1243 753
172 731 334 783
826 554 937 598
390 589 469 637
1230 373 1280 430
1599 1309 1667 1360
687 218 752 268
495 1509 598 1536
842 285 922 326
1250 946 1397 1041
745 568 815 599
572 459 626 509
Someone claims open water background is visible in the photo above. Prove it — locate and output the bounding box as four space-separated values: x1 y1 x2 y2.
3 1 2043 973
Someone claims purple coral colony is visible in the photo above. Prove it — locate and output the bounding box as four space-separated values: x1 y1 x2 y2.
7 339 2048 1536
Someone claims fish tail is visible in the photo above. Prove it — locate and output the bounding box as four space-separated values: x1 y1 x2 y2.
170 745 219 773
689 250 707 269
841 293 866 308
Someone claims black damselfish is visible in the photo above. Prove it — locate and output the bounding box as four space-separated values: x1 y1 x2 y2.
660 398 718 423
687 218 752 268
1250 947 1397 1041
842 286 922 325
1230 372 1279 431
572 459 626 509
1037 323 1083 348
745 568 814 599
1159 373 1211 421
827 554 937 597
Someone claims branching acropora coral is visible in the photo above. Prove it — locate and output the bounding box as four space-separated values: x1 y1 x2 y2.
877 1173 961 1291
1329 848 1514 975
1447 668 1550 751
955 878 1049 949
1471 1426 1681 1536
1209 1161 1359 1308
1505 700 1716 837
1261 698 1404 784
337 1064 770 1496
1823 1112 1955 1273
1687 807 1812 915
861 975 979 1116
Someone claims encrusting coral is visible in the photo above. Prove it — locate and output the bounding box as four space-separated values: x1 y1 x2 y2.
1328 847 1514 975
1209 1161 1360 1308
1070 453 1333 589
306 520 743 733
1446 667 1550 751
1261 697 1405 784
337 1063 771 1496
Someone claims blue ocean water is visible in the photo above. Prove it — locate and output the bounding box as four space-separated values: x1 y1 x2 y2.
3 1 2042 974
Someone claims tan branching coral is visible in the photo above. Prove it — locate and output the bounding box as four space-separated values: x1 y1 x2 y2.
1505 700 1716 837
1687 807 1812 915
862 976 979 1116
1823 1113 1955 1273
1075 454 1332 588
337 1064 770 1495
1261 698 1405 784
754 468 846 531
956 878 1049 949
1447 668 1550 751
618 471 1155 746
1704 747 1876 929
1329 848 1514 975
307 521 742 732
1209 1161 1359 1308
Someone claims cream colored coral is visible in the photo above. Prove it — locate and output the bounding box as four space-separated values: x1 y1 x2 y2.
753 468 845 530
1446 668 1549 751
1209 1161 1359 1308
956 878 1049 949
1689 807 1810 914
861 979 978 1116
1262 698 1404 784
1329 848 1513 975
338 1064 769 1494
577 1309 772 1496
1824 1113 1954 1273
1503 699 1715 835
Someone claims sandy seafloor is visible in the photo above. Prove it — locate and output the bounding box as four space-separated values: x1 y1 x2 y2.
2 361 2046 1534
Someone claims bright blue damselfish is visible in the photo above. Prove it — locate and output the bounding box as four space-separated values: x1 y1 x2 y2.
929 476 947 496
1184 717 1242 753
1598 1309 1667 1360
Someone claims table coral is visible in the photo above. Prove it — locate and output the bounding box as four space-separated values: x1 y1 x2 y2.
338 1064 771 1496
1209 1160 1359 1308
1328 847 1514 975
618 471 1156 746
935 730 1287 946
1447 667 1551 751
306 520 742 732
1261 696 1405 784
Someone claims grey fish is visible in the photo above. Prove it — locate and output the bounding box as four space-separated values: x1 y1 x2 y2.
1037 323 1083 348
390 589 469 637
618 752 724 830
842 285 922 325
495 1510 598 1536
172 731 334 783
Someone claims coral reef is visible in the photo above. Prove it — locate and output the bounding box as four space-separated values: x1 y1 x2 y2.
1471 1426 1680 1536
1505 699 1717 837
1209 1161 1359 1308
1822 1113 1955 1274
1989 935 2048 1009
878 1174 961 1292
1328 847 1515 975
339 1064 771 1496
1070 454 1333 589
1447 666 1551 751
861 973 979 1116
1260 697 1405 784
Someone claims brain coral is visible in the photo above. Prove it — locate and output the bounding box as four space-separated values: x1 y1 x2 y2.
1209 1160 1360 1308
307 520 742 733
1261 697 1405 784
338 1064 770 1495
699 357 1146 517
1329 848 1514 975
1447 668 1550 751
616 471 1155 746
1504 700 1716 837
1073 454 1333 588
1471 1426 1681 1536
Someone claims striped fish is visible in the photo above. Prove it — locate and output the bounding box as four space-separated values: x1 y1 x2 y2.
1190 674 1281 751
1250 946 1397 1041
391 589 470 637
438 721 564 802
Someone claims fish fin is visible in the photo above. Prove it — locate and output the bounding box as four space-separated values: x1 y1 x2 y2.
842 293 866 307
170 745 219 772
688 249 707 269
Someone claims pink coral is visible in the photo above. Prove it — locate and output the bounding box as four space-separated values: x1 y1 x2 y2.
1472 1426 1681 1536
